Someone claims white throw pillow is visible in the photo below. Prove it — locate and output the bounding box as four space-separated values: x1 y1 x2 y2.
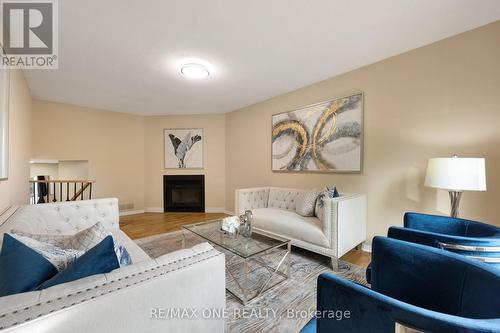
295 189 321 217
315 187 340 221
12 222 109 251
8 234 84 271
12 222 132 267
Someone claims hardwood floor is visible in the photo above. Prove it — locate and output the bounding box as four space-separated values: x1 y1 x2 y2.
121 212 371 268
120 212 227 239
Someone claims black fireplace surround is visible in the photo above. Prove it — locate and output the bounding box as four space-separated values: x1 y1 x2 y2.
163 175 205 212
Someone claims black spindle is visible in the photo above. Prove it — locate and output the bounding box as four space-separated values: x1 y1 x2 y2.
52 182 57 202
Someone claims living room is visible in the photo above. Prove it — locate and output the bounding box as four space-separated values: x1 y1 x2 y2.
0 1 499 332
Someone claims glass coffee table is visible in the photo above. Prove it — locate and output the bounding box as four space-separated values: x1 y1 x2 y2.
182 219 291 304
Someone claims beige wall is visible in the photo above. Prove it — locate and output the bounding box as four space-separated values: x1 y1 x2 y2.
29 21 500 236
58 160 89 180
31 102 226 212
0 70 32 212
225 22 500 244
144 115 226 211
32 101 145 210
30 162 58 179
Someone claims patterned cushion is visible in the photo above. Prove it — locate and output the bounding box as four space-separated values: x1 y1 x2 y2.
115 244 132 266
295 189 321 217
315 187 340 221
12 223 132 267
8 234 84 271
38 236 120 290
12 222 109 251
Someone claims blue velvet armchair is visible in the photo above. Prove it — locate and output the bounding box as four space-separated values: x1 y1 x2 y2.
367 213 500 284
300 237 500 333
390 213 500 264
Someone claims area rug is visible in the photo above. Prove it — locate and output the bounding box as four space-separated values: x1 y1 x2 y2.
135 231 368 333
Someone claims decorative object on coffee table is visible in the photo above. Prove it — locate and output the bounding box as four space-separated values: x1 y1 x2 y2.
182 219 291 304
164 128 203 168
239 210 253 237
221 216 240 234
424 156 486 218
271 92 363 173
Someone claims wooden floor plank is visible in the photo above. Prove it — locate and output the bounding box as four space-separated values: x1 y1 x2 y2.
120 212 228 240
120 212 371 268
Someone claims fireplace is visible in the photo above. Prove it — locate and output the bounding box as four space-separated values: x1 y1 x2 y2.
163 175 205 212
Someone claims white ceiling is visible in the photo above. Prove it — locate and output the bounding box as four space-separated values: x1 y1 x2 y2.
24 0 500 115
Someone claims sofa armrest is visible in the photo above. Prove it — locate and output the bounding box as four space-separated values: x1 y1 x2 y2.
316 272 500 333
322 194 366 257
235 187 270 215
0 243 225 333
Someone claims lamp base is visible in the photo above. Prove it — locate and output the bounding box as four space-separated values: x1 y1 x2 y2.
449 191 462 218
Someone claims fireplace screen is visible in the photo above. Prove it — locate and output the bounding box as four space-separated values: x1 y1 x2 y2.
163 175 205 212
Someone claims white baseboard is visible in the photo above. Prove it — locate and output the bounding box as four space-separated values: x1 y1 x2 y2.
224 210 235 215
145 207 163 213
361 242 372 253
119 209 145 216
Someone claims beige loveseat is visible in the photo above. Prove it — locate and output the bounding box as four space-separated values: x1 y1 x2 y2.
235 187 366 268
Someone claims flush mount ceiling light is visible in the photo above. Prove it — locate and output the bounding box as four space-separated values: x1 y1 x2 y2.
179 63 210 79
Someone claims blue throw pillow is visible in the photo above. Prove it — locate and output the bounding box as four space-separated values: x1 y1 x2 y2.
0 234 57 297
38 236 119 290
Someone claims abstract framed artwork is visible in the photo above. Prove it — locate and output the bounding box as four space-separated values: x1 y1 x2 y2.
164 128 203 169
272 92 363 173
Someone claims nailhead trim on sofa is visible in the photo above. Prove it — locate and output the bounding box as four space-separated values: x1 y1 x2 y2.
0 248 222 330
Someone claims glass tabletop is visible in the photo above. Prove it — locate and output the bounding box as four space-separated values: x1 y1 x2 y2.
182 219 290 258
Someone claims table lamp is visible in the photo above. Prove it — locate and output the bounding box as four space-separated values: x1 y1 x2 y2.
424 156 486 218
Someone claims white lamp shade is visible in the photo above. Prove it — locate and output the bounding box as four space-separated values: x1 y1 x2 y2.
425 157 486 191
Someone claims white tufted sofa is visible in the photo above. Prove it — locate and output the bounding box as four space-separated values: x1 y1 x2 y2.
0 199 225 333
235 187 367 267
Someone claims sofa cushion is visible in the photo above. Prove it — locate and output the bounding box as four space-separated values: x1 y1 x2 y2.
0 234 57 297
12 222 109 251
8 234 84 271
13 223 134 267
268 188 304 212
315 187 340 221
110 229 150 263
38 236 119 290
295 189 321 217
252 208 329 247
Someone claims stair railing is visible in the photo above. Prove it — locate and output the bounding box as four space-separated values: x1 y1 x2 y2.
29 180 95 204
